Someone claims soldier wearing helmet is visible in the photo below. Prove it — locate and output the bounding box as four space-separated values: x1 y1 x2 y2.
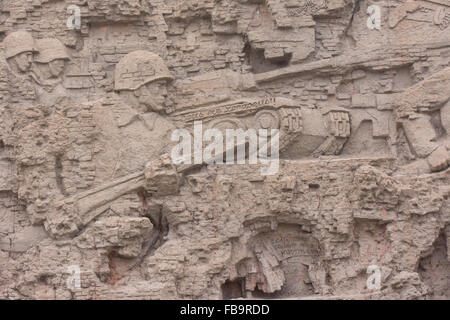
0 31 38 196
0 31 37 140
114 50 174 113
0 30 37 105
89 50 177 177
2 30 37 75
32 38 70 81
16 50 181 239
31 38 70 106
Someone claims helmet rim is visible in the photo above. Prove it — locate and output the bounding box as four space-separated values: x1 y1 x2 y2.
114 50 173 92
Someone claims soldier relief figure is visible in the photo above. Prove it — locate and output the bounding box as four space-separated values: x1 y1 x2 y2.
1 31 75 109
31 38 70 106
0 31 38 200
15 50 181 242
0 30 37 106
2 31 35 76
92 50 177 180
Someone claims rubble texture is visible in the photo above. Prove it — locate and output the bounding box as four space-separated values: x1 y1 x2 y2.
0 0 449 300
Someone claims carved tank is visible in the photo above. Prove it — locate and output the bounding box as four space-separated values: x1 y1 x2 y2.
170 96 351 158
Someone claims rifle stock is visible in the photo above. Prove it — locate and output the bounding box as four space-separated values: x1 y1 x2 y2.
57 162 202 227
58 171 145 224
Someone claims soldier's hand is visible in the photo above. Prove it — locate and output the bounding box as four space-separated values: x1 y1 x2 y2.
427 146 449 172
44 200 82 239
144 154 180 197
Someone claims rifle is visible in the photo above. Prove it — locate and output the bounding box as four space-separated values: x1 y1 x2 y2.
254 41 450 84
53 171 146 233
49 147 239 238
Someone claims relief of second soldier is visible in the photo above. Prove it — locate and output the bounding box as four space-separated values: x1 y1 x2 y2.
31 38 70 107
16 50 180 243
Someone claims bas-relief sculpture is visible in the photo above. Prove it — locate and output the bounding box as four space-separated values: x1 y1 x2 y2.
0 0 449 300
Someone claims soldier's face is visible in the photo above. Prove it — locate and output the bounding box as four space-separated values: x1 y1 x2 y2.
14 51 33 72
136 80 169 112
48 59 66 77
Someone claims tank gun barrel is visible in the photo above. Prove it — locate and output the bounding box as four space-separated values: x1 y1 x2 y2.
254 42 450 84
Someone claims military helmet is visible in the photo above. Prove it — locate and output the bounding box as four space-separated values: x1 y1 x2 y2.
114 50 173 91
34 38 70 64
3 30 37 59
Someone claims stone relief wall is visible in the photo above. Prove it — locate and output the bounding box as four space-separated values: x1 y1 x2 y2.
0 0 449 299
